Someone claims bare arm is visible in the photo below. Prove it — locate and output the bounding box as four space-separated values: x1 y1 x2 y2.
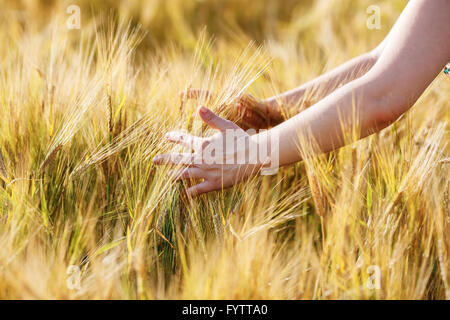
264 42 385 116
263 0 450 167
181 40 389 128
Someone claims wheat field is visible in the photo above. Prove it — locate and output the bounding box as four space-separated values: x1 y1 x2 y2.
0 0 448 300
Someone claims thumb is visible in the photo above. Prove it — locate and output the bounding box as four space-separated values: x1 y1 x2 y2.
198 106 239 131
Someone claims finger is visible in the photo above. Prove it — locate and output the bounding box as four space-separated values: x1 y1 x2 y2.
198 105 240 131
186 181 216 197
153 153 196 166
235 102 267 129
238 93 261 112
165 131 202 150
179 89 214 102
168 168 204 181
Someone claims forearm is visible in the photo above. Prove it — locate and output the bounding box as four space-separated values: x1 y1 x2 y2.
258 75 392 168
261 0 450 169
263 48 381 117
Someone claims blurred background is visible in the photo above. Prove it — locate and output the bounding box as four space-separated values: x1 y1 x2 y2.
1 0 409 101
2 0 406 49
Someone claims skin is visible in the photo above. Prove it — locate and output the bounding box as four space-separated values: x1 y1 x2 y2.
154 0 450 197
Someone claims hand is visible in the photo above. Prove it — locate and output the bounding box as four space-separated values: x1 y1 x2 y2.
180 89 283 130
153 106 266 197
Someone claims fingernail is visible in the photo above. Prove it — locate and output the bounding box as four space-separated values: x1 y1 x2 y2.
198 105 207 114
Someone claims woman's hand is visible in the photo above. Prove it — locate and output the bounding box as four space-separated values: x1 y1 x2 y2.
180 89 283 130
153 106 267 197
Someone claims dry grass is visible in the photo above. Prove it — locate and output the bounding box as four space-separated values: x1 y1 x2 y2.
0 0 448 299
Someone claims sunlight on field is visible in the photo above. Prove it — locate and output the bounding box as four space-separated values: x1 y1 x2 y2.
0 0 448 299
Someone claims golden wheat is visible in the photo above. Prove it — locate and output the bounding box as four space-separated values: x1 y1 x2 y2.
0 0 448 300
